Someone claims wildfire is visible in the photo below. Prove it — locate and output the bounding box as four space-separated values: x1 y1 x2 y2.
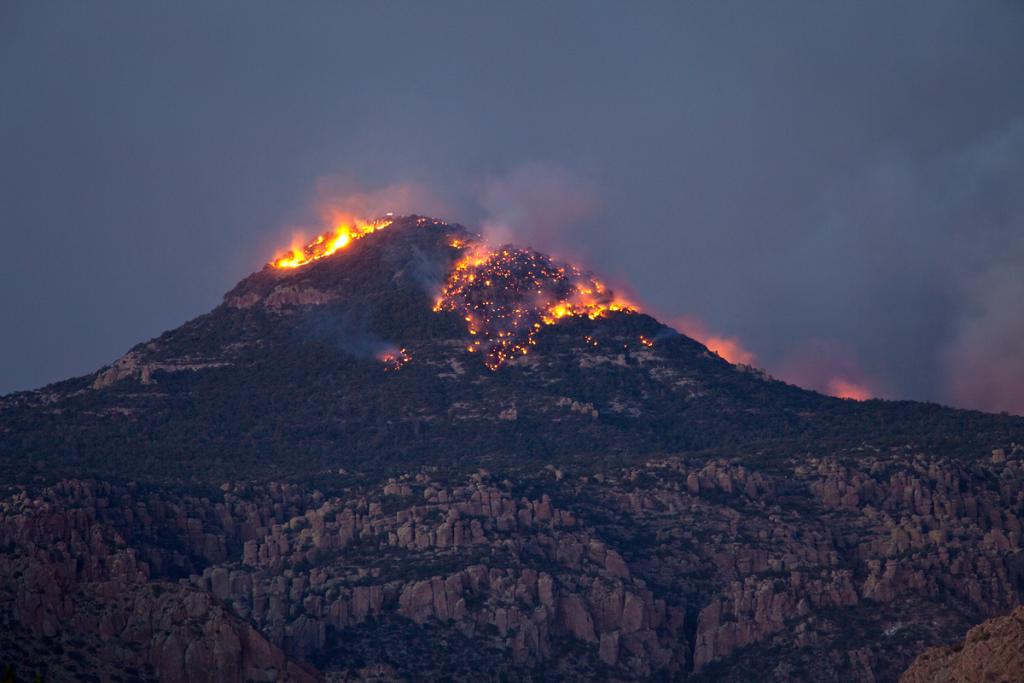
378 347 411 371
434 240 634 369
270 215 394 269
673 316 757 366
826 378 872 401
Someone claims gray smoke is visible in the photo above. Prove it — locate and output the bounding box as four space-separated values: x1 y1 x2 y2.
477 163 600 254
740 117 1024 410
943 261 1024 415
302 309 395 360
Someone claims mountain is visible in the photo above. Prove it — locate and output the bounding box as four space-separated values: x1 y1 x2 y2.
1 215 1023 681
2 215 1018 485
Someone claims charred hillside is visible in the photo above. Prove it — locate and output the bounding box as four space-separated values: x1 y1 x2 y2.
1 215 1022 486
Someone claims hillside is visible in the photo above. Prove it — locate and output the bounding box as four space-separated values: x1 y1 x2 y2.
1 215 1022 681
1 216 1020 486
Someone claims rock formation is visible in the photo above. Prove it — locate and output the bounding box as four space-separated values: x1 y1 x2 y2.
900 606 1024 683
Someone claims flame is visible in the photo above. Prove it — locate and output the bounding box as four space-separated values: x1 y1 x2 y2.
774 339 879 401
673 316 757 365
435 239 634 369
270 215 394 269
826 377 872 401
378 347 411 371
703 336 755 365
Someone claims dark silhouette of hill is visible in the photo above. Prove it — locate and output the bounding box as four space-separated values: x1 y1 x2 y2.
1 215 1021 486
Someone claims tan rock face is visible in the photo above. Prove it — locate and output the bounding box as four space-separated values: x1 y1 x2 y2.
92 350 145 389
900 606 1024 683
92 347 230 389
1 448 1022 681
225 280 341 311
262 285 338 310
0 492 318 682
559 593 597 643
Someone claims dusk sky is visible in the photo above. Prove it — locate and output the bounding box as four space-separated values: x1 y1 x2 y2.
2 2 1023 413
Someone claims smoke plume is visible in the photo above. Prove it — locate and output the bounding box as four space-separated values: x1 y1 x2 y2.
478 163 600 252
943 263 1024 415
311 176 452 225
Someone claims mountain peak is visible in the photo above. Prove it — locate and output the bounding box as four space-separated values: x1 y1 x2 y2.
265 213 444 270
226 214 637 371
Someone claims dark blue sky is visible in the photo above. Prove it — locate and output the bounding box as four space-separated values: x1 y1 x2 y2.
2 2 1023 413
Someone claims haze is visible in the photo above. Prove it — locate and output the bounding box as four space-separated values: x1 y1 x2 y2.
2 1 1023 413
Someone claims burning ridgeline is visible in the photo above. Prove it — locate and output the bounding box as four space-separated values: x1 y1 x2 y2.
269 216 636 370
434 239 635 369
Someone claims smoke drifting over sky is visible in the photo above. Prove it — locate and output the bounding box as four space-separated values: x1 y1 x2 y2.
1 2 1023 414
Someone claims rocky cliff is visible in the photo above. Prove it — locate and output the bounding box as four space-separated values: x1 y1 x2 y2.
2 444 1022 680
900 605 1024 683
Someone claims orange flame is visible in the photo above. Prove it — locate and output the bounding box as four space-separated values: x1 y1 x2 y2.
270 214 394 269
378 347 411 371
435 239 635 369
673 316 757 366
826 378 872 401
774 339 880 400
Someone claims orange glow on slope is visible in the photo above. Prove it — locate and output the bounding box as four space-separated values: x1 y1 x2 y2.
434 240 635 369
270 214 394 269
774 339 879 401
378 347 411 371
673 316 757 365
826 378 872 401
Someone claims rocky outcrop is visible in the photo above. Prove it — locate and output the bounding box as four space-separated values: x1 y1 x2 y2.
262 285 338 310
92 346 229 389
693 569 858 670
223 278 340 311
114 584 318 683
92 350 151 388
0 488 318 682
900 606 1024 683
1 447 1022 681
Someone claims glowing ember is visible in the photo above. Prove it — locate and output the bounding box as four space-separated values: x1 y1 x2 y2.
434 240 634 369
378 347 411 371
270 216 394 269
